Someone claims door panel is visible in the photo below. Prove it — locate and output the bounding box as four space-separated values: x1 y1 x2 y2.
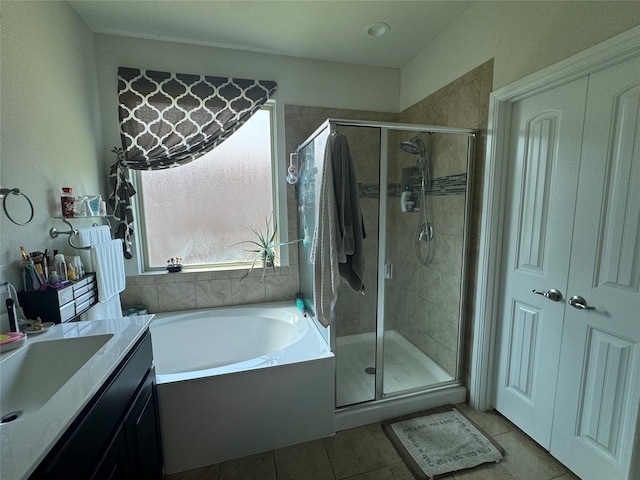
515 113 559 274
578 328 633 452
494 77 588 448
505 301 541 402
550 56 640 480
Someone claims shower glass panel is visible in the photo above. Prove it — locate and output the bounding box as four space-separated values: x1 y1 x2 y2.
296 126 330 345
333 125 380 407
382 130 470 396
296 123 381 407
295 120 474 410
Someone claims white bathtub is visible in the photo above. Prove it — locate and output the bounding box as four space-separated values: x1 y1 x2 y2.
150 302 335 474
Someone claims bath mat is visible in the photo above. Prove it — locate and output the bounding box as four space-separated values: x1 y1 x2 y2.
382 406 504 479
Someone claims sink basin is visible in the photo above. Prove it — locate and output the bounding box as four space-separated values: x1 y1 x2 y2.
0 334 113 419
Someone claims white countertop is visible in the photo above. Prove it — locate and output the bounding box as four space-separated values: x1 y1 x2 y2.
0 316 153 480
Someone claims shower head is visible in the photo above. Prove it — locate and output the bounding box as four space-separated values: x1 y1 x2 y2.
399 137 425 156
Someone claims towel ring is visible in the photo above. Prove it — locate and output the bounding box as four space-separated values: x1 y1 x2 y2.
1 188 34 226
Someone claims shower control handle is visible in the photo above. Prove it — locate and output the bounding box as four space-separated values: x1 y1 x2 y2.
532 288 563 302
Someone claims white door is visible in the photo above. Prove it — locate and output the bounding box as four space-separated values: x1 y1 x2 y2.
494 77 588 448
550 56 640 480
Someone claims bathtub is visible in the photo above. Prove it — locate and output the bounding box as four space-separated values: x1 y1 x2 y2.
150 301 335 474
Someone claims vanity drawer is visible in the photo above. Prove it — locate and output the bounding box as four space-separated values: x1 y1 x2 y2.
57 288 74 307
73 275 92 290
74 284 92 298
60 302 76 322
76 295 97 315
75 289 94 305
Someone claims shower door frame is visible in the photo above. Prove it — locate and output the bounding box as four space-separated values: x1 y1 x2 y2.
297 119 477 408
374 123 476 402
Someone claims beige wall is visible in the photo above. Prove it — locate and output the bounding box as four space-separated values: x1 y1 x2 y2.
401 1 640 109
0 1 103 298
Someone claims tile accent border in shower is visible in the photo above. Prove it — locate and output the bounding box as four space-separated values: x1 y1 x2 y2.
359 173 468 199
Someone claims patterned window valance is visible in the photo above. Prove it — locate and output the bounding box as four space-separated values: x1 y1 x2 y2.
109 67 277 258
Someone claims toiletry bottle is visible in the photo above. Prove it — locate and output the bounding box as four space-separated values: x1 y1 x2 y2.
400 185 412 212
61 187 76 218
54 253 68 282
71 256 84 278
67 263 76 281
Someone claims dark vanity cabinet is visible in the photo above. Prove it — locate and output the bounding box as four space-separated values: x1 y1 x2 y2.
30 330 163 480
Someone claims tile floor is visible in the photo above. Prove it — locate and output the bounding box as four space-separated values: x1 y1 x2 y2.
164 403 580 480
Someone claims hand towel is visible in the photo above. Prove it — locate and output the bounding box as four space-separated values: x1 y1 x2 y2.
90 239 126 302
75 226 112 273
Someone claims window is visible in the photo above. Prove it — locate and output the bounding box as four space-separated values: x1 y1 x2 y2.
134 103 278 271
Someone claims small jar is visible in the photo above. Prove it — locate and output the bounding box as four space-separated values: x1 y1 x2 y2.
61 187 76 218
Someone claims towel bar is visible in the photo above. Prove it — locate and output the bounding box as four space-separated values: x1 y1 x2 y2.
49 217 113 250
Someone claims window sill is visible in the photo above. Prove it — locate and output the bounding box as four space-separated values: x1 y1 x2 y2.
133 263 289 280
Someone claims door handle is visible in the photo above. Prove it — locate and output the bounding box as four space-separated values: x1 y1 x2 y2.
384 263 393 280
568 295 596 311
532 288 563 302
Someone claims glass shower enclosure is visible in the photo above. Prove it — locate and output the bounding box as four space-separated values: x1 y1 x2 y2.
295 119 475 417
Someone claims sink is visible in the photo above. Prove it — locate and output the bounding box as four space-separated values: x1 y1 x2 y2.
0 334 113 420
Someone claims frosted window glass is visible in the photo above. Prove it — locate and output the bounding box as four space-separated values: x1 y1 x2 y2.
138 109 274 268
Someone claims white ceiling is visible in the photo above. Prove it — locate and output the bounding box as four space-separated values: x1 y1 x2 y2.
67 1 474 69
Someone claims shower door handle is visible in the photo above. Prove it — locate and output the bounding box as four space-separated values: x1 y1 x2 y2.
384 263 393 280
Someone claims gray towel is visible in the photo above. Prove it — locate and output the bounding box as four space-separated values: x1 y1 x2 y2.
311 131 366 328
329 132 366 294
310 135 341 327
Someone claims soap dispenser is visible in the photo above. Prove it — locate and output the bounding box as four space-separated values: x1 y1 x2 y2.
400 185 412 212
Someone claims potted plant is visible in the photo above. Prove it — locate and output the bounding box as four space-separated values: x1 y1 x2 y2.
234 216 299 280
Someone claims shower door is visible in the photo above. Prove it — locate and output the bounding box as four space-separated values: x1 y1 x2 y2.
379 129 469 397
296 120 473 408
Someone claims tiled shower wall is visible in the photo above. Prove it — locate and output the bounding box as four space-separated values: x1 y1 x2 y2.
384 131 470 376
399 59 493 379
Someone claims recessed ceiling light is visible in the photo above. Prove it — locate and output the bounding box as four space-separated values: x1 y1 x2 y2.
364 22 390 38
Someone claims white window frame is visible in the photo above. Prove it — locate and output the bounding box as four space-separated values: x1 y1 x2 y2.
130 100 288 274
